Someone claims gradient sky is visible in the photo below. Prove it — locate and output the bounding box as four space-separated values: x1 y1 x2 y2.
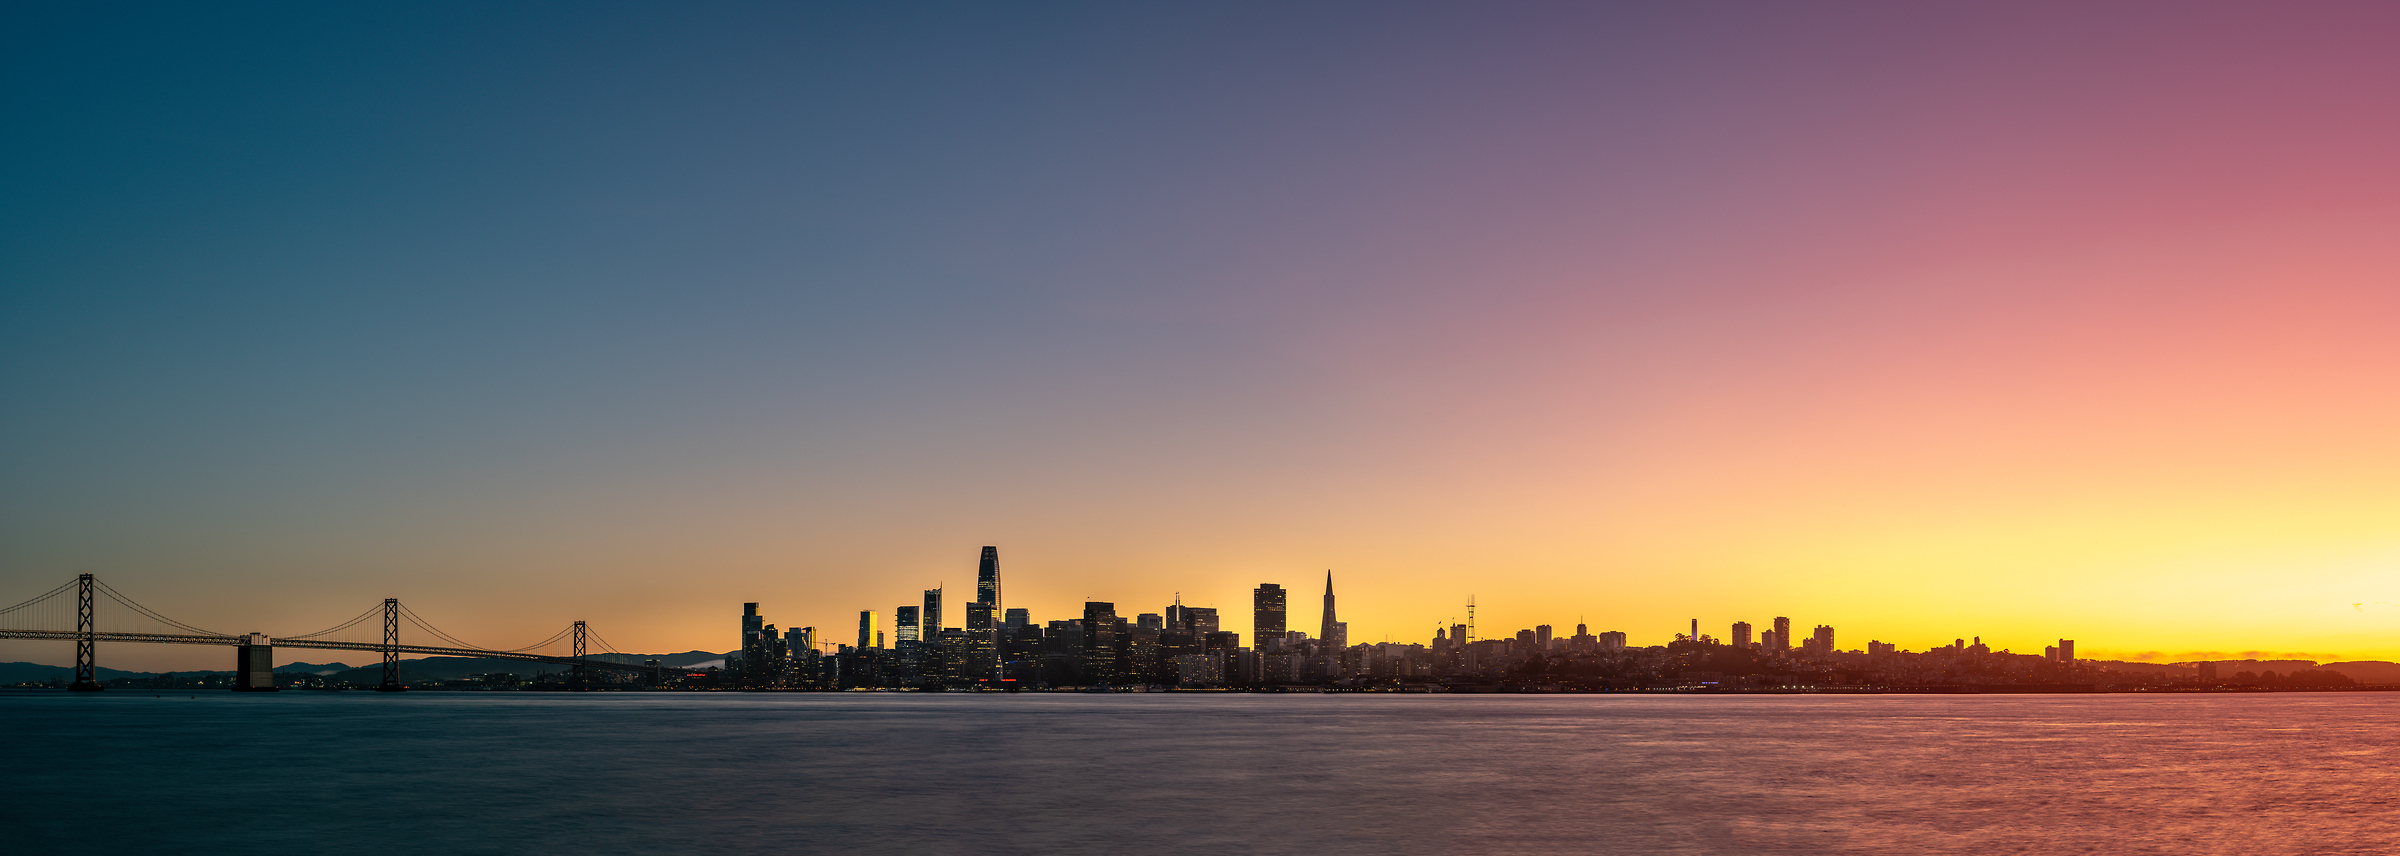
6 3 2400 671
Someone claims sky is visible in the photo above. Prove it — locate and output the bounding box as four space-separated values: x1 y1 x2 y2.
5 3 2400 671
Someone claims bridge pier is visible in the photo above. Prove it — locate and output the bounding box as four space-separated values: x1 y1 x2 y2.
234 633 278 692
70 573 101 691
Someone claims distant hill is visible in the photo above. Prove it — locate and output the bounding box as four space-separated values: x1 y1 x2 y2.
276 662 355 675
0 661 161 684
2320 661 2400 684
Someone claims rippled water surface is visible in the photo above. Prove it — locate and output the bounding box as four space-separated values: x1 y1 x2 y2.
7 691 2399 854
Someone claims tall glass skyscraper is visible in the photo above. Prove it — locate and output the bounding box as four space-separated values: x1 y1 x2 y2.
975 547 1001 682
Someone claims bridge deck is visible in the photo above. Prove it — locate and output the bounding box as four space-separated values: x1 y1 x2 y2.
0 630 667 674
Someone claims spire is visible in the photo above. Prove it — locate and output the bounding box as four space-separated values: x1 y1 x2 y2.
1325 569 1333 596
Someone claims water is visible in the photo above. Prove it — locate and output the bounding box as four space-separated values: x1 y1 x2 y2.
6 691 2398 855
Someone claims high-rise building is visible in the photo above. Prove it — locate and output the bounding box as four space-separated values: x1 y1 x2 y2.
1598 630 1627 651
1732 621 1753 647
1811 625 1835 654
923 587 943 638
1004 608 1030 631
964 602 996 684
1254 583 1287 648
1082 601 1120 686
1327 621 1347 649
1771 617 1792 653
2057 639 2075 662
977 546 1001 608
1319 571 1338 647
741 603 768 687
976 547 1002 682
1535 625 1554 649
857 611 878 650
1186 607 1219 635
896 606 920 643
1137 613 1164 632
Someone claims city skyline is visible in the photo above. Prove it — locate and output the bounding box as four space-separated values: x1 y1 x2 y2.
8 5 2400 672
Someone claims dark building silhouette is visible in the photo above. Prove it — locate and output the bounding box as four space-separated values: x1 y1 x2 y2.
976 547 1001 682
1772 616 1792 653
1732 621 1753 647
1082 601 1120 685
1254 583 1286 650
1319 571 1338 647
922 587 943 639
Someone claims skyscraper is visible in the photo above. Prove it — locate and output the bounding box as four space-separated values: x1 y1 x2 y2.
1186 607 1219 635
857 610 877 650
1254 583 1286 649
1811 625 1835 654
1732 621 1753 647
964 601 995 684
1319 571 1338 647
1082 601 1120 685
2057 639 2075 662
896 605 920 643
923 587 943 638
1771 616 1792 653
977 546 1000 609
1004 608 1030 632
976 547 1002 682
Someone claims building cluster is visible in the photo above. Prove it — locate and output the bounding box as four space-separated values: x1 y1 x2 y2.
717 546 2109 691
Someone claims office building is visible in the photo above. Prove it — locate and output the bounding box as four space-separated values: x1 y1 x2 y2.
976 547 1002 682
1137 613 1164 632
1254 583 1286 649
977 546 1001 609
1082 601 1120 685
1732 621 1753 648
1535 625 1553 649
923 587 943 638
857 610 877 650
896 605 920 643
1004 608 1030 632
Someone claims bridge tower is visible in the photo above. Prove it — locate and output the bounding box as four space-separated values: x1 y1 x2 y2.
572 620 588 691
377 598 404 692
70 573 101 691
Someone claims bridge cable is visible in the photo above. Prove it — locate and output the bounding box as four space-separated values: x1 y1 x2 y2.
398 602 572 653
281 603 386 640
95 579 228 636
0 579 78 616
395 603 487 650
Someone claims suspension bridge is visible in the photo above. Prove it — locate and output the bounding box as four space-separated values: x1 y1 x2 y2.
0 574 670 692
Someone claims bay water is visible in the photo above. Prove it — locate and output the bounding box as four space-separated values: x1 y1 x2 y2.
6 691 2397 854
